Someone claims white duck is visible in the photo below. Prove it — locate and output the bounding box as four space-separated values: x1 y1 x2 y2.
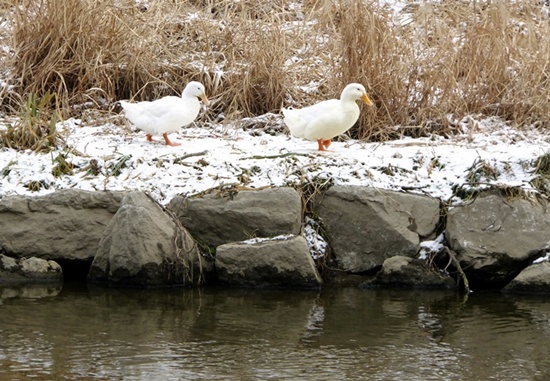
282 83 373 151
119 81 209 146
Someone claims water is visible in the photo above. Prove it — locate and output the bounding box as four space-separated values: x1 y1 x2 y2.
1 283 550 381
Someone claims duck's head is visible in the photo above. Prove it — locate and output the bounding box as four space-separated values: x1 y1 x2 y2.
341 83 373 106
183 81 209 105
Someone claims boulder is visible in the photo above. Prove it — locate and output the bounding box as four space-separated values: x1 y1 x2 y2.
360 256 456 289
446 191 550 288
167 187 302 249
216 235 322 288
0 189 125 261
88 191 210 287
0 254 62 285
315 186 440 273
503 261 550 294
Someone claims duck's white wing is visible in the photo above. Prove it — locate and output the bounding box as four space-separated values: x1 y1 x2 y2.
284 99 360 141
138 96 183 118
119 100 156 133
120 96 200 136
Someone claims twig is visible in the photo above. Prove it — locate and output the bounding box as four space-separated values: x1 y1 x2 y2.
175 150 208 161
242 152 313 160
188 182 272 198
401 185 429 191
443 246 471 294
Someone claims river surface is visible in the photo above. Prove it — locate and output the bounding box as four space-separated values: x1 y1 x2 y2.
1 283 550 381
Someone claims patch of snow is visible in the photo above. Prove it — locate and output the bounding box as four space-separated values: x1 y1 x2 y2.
241 234 295 245
419 233 445 260
533 253 550 264
303 217 328 260
1 114 549 208
533 243 550 264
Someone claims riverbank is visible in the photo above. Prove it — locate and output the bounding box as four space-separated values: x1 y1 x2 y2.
1 114 548 205
1 185 549 293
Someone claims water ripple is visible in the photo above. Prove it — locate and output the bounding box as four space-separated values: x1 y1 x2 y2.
1 287 549 380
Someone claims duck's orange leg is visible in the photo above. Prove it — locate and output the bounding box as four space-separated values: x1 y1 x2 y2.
146 134 154 142
317 139 332 151
163 133 181 147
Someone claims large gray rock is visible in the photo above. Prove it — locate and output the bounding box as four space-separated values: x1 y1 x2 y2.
315 186 440 273
0 254 62 285
216 235 322 288
168 187 302 248
503 261 550 293
0 189 125 260
360 256 456 289
88 191 209 287
446 191 550 287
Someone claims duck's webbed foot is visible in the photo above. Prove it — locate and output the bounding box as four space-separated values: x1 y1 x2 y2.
163 133 181 147
317 139 331 151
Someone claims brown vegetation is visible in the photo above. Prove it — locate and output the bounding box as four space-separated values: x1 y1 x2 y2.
0 0 549 148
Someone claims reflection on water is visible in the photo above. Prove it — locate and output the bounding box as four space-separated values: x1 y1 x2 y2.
1 283 550 381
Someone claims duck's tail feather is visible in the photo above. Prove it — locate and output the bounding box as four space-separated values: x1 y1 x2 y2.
282 108 307 138
118 100 134 112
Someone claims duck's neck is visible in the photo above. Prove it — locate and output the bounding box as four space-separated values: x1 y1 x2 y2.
340 93 358 103
340 96 359 109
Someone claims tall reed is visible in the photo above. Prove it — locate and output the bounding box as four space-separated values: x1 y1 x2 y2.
2 0 549 142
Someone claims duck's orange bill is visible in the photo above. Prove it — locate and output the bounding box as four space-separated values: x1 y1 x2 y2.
201 94 210 105
362 93 374 106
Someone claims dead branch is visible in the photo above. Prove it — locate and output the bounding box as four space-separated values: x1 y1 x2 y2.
443 246 471 294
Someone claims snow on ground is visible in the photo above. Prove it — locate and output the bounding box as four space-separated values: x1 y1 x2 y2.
1 113 549 207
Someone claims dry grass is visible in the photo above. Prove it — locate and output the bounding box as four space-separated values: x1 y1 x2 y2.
326 0 550 140
530 152 550 194
1 0 549 148
0 91 62 152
